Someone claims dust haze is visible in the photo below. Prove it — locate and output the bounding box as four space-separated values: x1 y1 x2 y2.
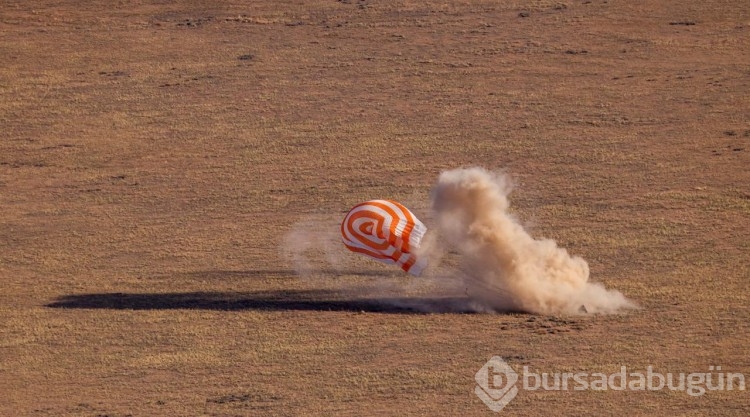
284 167 636 315
430 167 635 314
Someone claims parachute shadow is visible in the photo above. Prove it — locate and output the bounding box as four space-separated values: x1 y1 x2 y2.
45 290 476 314
181 269 403 280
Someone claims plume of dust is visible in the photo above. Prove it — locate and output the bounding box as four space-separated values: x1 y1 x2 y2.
429 167 636 314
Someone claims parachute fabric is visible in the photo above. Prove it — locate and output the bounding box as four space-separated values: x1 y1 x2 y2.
341 200 427 276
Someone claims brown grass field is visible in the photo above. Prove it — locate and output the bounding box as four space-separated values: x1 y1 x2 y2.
1 0 748 415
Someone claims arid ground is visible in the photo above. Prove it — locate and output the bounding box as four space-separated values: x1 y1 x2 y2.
1 1 748 415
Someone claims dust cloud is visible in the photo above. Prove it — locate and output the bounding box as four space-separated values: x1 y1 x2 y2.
283 167 636 315
429 167 635 314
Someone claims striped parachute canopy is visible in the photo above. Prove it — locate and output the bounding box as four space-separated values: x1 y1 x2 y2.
341 200 427 276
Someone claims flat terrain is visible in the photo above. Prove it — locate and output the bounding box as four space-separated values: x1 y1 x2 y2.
1 0 748 415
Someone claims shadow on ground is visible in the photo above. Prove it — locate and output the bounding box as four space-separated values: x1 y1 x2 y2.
45 290 476 313
181 269 405 280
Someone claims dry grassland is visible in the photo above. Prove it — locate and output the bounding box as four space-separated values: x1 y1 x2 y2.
1 0 748 415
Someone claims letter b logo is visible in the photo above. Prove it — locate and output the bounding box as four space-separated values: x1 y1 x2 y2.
475 357 519 412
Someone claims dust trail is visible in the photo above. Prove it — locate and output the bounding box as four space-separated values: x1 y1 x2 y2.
282 215 350 278
282 214 478 312
430 167 636 314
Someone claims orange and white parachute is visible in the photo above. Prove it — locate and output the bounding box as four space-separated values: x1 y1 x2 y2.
341 200 428 276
